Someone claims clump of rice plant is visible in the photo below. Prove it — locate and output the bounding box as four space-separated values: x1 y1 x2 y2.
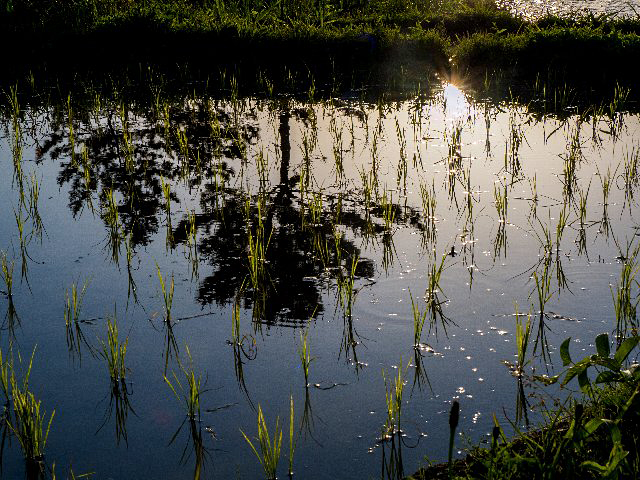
241 405 282 480
245 196 272 295
337 254 359 318
611 243 640 342
64 279 90 359
156 263 175 325
410 289 427 348
299 326 313 388
424 250 451 335
514 304 532 377
288 395 295 478
383 362 405 437
7 348 55 467
100 315 128 383
165 345 202 421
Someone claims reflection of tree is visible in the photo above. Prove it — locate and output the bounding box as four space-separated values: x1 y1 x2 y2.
40 96 259 249
39 91 380 326
187 102 374 325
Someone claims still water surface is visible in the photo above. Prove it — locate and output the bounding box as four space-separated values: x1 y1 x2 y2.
0 78 638 478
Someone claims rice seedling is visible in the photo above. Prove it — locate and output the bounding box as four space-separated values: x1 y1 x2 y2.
124 233 138 304
79 145 95 212
622 144 640 203
576 182 590 229
599 165 615 215
101 188 121 263
370 129 380 183
337 254 359 318
493 181 508 223
424 250 450 335
8 85 25 189
0 347 10 408
14 207 30 281
230 285 256 406
299 325 313 388
7 348 55 468
100 315 128 383
359 167 375 218
514 304 532 377
64 279 91 360
330 116 344 180
607 82 630 135
255 149 269 193
0 251 19 334
381 233 398 275
156 263 175 325
446 121 463 168
288 395 295 478
380 189 396 234
0 252 14 300
410 290 427 348
381 361 406 480
165 345 202 421
528 174 538 219
383 361 405 436
555 205 570 290
241 405 282 480
493 180 508 258
27 172 44 240
119 103 135 174
420 181 437 246
611 244 640 342
532 261 553 321
161 177 174 250
308 191 323 227
507 111 523 177
245 196 272 295
395 118 407 193
185 210 199 280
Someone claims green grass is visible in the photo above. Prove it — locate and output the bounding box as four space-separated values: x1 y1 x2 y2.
2 0 640 95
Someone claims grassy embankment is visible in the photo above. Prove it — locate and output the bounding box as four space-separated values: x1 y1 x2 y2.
408 333 640 480
1 0 640 87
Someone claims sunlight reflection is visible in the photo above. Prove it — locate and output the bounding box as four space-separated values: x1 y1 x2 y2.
442 83 470 123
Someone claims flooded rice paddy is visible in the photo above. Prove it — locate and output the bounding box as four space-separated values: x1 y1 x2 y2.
0 74 638 479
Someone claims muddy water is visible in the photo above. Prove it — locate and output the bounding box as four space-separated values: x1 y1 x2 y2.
0 78 638 479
